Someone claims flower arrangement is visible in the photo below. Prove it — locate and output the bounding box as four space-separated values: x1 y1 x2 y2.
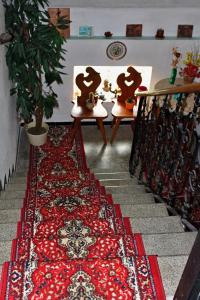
179 49 200 81
85 92 98 110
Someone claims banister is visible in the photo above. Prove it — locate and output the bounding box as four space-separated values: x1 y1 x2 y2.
130 87 200 226
136 82 200 97
130 82 200 299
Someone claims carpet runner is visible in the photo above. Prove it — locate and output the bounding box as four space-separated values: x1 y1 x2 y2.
0 125 166 299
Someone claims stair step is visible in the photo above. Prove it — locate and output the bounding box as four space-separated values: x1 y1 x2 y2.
0 209 21 223
0 241 12 264
158 255 189 297
0 190 25 200
99 179 138 186
120 203 168 218
16 159 29 169
143 232 197 256
130 216 184 234
0 199 24 210
10 177 27 184
5 183 26 191
112 193 154 204
91 168 129 174
106 185 146 194
0 223 17 240
15 171 28 177
16 168 29 173
95 172 131 180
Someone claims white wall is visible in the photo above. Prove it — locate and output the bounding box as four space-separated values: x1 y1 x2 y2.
48 6 200 122
69 7 200 37
52 0 200 8
0 4 18 186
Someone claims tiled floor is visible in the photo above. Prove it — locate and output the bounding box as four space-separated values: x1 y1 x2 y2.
82 123 133 171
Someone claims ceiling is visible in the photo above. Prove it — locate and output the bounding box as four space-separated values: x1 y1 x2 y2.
51 0 200 8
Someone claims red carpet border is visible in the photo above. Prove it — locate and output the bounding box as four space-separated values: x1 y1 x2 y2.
0 125 166 299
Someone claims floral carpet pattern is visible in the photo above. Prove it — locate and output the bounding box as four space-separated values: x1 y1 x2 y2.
0 125 166 299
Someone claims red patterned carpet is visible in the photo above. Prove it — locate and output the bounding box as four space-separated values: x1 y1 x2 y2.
0 125 166 299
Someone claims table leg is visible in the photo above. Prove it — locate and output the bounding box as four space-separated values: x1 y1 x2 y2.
110 118 121 143
111 117 116 128
70 118 81 143
96 118 107 144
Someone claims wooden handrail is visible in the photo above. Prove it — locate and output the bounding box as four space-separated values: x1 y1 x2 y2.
136 83 200 97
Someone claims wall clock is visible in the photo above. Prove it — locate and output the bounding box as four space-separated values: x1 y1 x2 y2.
106 41 127 60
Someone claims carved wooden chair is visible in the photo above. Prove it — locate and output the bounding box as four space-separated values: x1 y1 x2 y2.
71 67 108 144
110 66 142 143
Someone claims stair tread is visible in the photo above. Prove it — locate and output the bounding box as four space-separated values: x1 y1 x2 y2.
113 193 154 204
95 173 131 180
0 190 25 199
0 223 17 240
0 198 24 209
158 255 189 297
0 209 21 223
10 177 27 184
143 232 197 256
99 179 137 185
91 168 129 174
120 203 169 218
4 183 26 191
14 171 28 177
106 186 146 194
0 241 12 264
94 171 130 174
99 177 137 185
130 216 184 234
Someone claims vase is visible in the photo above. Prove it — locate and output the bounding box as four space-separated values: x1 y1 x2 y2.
169 68 177 85
125 101 134 110
26 121 49 146
183 76 194 84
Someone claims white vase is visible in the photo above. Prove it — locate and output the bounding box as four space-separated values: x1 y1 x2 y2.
25 121 49 146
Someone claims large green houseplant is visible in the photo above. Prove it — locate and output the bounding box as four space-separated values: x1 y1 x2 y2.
2 0 70 144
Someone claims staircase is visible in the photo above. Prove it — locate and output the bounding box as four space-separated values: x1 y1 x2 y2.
0 124 197 299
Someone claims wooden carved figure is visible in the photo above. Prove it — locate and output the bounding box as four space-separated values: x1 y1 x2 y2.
75 67 101 106
117 66 142 102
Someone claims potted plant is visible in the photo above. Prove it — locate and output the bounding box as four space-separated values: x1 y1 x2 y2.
125 97 136 110
2 0 70 145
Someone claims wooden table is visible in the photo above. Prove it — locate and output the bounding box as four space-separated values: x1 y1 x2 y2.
71 99 108 144
154 78 184 90
110 100 137 143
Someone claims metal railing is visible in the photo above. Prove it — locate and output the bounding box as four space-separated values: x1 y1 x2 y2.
129 82 200 298
130 83 200 228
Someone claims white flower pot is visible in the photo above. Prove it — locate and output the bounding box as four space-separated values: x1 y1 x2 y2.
26 121 49 146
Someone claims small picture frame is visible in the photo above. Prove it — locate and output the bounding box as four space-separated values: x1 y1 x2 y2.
79 26 93 37
177 25 193 38
48 8 70 38
126 24 142 37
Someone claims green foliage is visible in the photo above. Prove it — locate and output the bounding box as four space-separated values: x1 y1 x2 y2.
3 0 70 123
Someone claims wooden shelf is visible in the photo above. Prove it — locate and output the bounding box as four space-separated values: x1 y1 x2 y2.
68 36 200 40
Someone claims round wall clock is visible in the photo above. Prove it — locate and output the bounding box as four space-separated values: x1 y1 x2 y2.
106 41 127 60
